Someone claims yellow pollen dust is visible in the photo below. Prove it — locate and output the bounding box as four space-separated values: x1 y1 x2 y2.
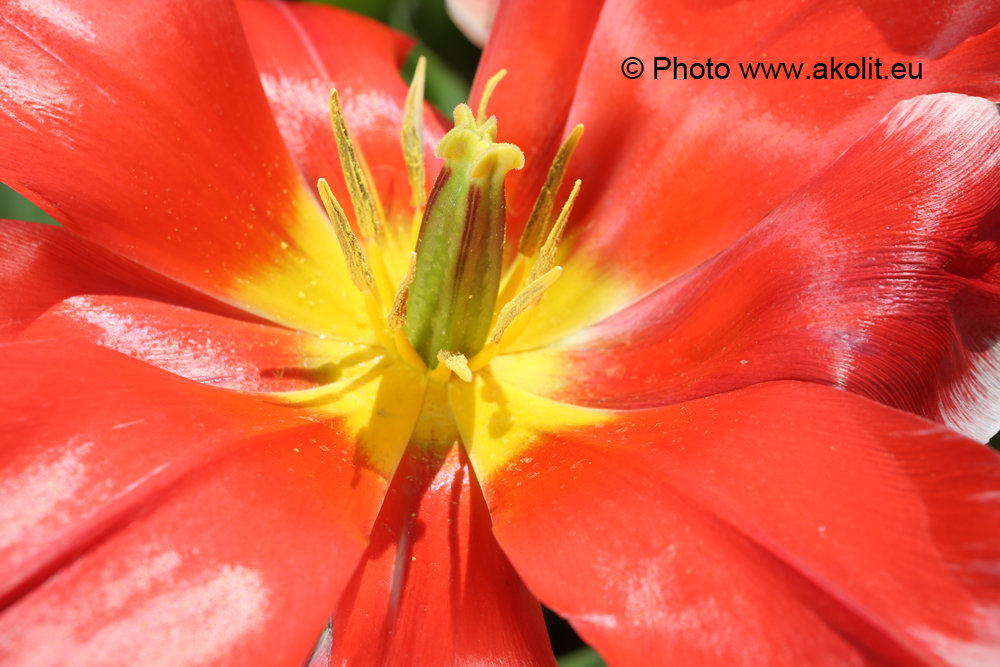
387 251 416 330
329 90 381 239
313 58 584 385
401 56 427 211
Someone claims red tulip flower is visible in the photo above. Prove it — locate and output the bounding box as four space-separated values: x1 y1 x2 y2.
2 0 1000 664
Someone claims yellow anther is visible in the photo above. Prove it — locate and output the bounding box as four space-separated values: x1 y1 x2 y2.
317 178 375 294
437 349 473 382
401 56 427 210
519 124 584 257
476 69 507 126
490 266 562 345
329 89 380 239
528 179 580 282
388 252 417 330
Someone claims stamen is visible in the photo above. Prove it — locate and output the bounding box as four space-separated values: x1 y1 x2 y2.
269 381 350 407
495 253 528 317
401 56 427 210
519 124 584 257
317 178 376 293
437 349 473 382
388 252 417 330
476 69 507 126
489 266 562 345
329 90 380 239
394 328 427 372
266 353 381 405
528 179 581 282
468 266 563 372
365 242 396 311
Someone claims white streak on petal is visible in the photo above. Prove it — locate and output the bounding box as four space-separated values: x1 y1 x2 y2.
15 0 97 43
4 562 270 667
575 613 617 629
0 437 92 551
914 612 1000 667
100 548 182 610
0 61 76 130
83 564 269 666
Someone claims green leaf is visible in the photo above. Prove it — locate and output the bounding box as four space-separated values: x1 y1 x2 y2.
0 183 57 225
557 647 608 667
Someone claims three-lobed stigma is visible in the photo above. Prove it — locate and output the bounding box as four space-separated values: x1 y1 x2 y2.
317 61 584 383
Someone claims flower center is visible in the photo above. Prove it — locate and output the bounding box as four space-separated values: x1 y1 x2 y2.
403 102 522 367
316 62 584 385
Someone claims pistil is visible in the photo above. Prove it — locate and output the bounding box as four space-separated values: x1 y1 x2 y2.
314 62 584 383
403 97 524 367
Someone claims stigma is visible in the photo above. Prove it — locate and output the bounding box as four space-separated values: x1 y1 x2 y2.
317 60 583 383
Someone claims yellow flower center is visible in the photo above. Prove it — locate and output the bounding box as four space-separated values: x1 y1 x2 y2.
269 61 613 477
317 63 582 386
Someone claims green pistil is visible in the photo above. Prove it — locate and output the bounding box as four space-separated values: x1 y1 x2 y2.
403 104 524 367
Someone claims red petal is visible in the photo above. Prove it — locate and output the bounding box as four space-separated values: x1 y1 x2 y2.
472 0 605 238
327 446 554 665
504 94 1000 441
0 428 380 667
0 340 388 666
22 294 333 392
0 1 360 333
235 0 446 222
0 220 259 339
481 381 1000 666
556 0 1000 292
